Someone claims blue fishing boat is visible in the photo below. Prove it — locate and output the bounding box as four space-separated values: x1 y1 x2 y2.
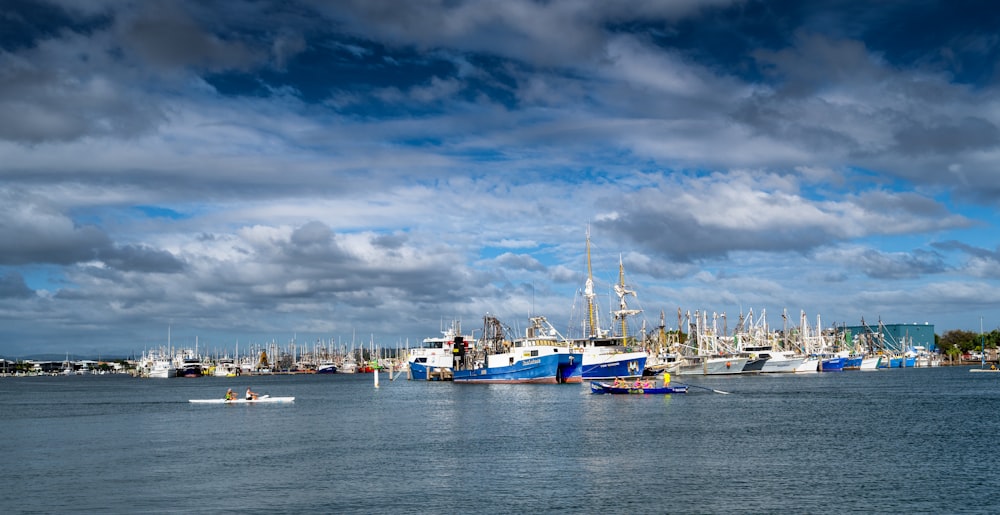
453 315 582 384
843 355 863 370
820 355 846 371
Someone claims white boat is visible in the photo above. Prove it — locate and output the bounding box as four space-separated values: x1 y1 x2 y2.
859 356 881 370
189 395 295 404
753 349 806 373
793 355 820 373
147 357 176 378
339 355 358 374
213 359 239 377
407 320 471 381
676 355 749 375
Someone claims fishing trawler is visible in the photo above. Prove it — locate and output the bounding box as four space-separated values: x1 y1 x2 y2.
452 315 582 384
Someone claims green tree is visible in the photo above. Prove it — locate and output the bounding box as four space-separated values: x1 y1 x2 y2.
939 330 979 355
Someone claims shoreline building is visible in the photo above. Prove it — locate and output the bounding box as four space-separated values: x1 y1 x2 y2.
843 322 935 352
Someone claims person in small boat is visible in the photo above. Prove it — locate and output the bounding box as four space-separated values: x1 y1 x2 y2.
245 387 258 400
225 388 235 401
612 377 625 387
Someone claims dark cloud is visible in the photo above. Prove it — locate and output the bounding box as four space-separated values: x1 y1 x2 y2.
932 240 997 258
0 272 34 299
372 232 408 250
115 1 262 72
0 192 112 265
99 244 185 273
853 248 947 280
893 117 1000 155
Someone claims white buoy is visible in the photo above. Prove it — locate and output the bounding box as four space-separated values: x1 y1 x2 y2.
373 366 379 388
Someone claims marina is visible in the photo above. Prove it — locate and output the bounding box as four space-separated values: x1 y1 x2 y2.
3 366 1000 513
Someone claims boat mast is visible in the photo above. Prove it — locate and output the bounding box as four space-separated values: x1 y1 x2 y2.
584 228 598 338
613 254 642 346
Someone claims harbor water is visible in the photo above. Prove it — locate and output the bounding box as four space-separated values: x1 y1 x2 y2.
3 366 999 514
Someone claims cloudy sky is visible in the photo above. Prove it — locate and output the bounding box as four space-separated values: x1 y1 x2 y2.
3 0 1000 357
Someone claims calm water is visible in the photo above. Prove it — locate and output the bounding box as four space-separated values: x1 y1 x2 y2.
2 367 999 514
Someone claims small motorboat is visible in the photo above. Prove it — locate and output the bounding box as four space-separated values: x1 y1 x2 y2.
189 395 295 404
589 381 687 395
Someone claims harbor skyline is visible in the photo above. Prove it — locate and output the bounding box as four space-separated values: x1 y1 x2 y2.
3 1 1000 357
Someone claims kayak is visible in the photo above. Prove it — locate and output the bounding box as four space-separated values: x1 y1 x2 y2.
189 395 295 404
590 382 687 395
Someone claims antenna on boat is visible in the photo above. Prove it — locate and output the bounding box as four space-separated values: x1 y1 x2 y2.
527 281 534 318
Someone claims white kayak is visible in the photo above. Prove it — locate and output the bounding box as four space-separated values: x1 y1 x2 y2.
189 395 295 404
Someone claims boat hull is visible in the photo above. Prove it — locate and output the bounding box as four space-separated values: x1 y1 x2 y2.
760 356 805 373
741 358 767 374
407 362 453 381
843 356 863 370
189 396 295 404
147 362 175 378
581 352 647 380
794 356 820 373
590 382 687 395
453 351 581 384
821 357 846 372
859 356 881 370
677 357 748 376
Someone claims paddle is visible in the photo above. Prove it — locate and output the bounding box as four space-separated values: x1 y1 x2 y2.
681 383 731 395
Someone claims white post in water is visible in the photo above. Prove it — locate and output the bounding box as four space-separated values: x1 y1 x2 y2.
373 366 379 388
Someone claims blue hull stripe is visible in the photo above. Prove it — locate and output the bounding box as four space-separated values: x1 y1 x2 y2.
454 353 581 383
582 357 648 380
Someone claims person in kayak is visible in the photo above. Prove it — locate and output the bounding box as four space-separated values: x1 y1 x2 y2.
245 387 258 400
225 388 235 401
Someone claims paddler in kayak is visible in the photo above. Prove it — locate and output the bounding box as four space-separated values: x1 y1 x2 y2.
245 387 259 400
224 388 235 401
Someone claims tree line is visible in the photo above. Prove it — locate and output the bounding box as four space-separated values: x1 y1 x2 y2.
936 329 1000 360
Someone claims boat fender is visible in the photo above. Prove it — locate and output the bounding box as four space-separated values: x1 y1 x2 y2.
725 361 731 368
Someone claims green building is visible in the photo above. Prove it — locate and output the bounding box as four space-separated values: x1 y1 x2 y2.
843 322 936 352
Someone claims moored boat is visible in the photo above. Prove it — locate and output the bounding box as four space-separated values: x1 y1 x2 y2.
740 355 767 374
407 320 471 381
177 359 203 378
859 356 881 370
754 349 806 373
793 355 820 373
453 315 582 384
147 356 176 378
339 355 358 374
843 354 864 370
820 355 846 372
676 355 748 376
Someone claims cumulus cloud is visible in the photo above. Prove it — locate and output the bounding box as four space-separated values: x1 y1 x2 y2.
2 0 999 354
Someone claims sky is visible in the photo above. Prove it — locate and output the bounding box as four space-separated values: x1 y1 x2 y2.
3 0 1000 358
